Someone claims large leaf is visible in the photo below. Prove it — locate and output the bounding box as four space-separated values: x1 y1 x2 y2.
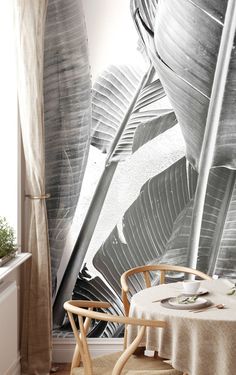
131 0 158 34
160 168 236 278
72 266 124 337
131 0 236 274
93 157 197 296
44 0 91 293
91 65 166 160
73 279 123 338
132 111 177 152
93 162 236 300
152 0 236 171
55 266 124 337
91 65 143 152
130 0 158 68
150 0 236 270
53 63 172 326
132 0 236 169
130 0 158 64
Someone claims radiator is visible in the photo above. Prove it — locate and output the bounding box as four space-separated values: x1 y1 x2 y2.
0 281 18 375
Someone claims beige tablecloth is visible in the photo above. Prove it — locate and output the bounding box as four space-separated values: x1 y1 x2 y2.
128 279 236 375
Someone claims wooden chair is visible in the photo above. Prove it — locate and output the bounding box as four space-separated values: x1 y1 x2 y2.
121 264 212 316
63 299 183 375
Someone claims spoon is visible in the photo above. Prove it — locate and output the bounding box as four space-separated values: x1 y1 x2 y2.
192 303 225 313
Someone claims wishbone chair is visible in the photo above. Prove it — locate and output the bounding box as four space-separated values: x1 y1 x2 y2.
63 299 182 375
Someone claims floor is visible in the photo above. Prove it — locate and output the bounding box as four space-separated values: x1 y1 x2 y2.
52 363 70 375
51 354 174 374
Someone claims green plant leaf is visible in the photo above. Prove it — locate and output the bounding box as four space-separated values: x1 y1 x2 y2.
0 217 16 258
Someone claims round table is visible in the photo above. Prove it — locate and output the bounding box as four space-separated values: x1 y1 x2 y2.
127 278 236 375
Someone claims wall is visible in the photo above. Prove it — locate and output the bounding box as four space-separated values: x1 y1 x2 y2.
57 0 185 288
0 275 20 375
57 0 147 287
82 0 145 81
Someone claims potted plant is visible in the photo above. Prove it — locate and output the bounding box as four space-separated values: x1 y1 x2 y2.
0 217 17 266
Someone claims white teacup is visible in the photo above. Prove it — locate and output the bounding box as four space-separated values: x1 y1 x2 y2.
182 280 201 294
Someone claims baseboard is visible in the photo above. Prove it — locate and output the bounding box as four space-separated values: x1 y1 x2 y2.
52 337 123 363
5 353 21 375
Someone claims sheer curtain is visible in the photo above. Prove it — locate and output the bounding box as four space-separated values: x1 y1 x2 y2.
14 1 52 373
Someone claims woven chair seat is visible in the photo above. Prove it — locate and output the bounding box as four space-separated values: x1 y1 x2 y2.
126 371 182 375
64 300 184 375
71 352 182 375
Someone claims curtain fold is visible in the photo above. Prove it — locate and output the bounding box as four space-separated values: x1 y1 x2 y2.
14 1 52 374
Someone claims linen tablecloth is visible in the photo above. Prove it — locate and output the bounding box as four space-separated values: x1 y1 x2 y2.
127 279 236 375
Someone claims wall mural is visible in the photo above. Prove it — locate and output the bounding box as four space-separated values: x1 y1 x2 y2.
44 0 236 338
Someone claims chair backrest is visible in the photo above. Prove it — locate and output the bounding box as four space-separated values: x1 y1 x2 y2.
63 299 166 375
120 264 212 315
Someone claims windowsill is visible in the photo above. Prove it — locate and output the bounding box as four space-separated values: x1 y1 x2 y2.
0 253 31 281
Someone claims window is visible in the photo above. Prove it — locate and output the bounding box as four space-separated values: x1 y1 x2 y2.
0 0 18 232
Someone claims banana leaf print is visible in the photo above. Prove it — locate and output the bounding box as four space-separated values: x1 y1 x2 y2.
92 162 236 299
93 157 197 296
60 266 124 338
133 0 236 273
54 0 236 332
53 63 176 326
44 0 91 294
91 64 167 161
160 168 236 278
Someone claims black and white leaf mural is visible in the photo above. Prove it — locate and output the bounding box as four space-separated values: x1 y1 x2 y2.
44 0 91 294
59 265 124 338
51 0 236 334
93 157 197 296
53 62 174 326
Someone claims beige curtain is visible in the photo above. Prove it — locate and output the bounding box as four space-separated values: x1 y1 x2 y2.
14 1 52 374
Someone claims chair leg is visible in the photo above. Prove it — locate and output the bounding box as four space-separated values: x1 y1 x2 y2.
71 343 81 372
154 351 161 359
133 346 145 356
123 325 128 350
124 326 145 355
154 352 171 360
113 326 146 375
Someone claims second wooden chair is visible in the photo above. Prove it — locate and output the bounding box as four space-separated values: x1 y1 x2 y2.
120 264 211 316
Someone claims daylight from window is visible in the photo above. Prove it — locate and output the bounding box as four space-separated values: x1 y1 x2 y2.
0 0 17 230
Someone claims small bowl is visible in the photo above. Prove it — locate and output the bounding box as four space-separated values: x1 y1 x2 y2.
182 280 201 294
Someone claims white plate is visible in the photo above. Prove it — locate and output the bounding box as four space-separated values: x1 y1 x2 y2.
169 297 208 307
161 297 212 310
181 288 208 296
